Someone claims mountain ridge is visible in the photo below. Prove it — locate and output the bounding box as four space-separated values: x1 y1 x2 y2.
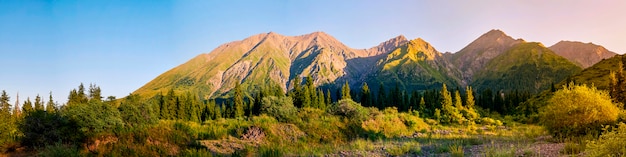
133 30 607 99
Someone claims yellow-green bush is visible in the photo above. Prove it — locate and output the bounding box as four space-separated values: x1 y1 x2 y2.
539 84 621 137
586 123 626 156
361 107 428 138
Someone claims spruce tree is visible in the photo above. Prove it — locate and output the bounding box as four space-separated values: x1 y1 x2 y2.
0 90 10 115
234 82 245 118
317 89 325 109
46 92 56 113
88 83 102 102
302 86 311 108
325 89 332 106
463 86 480 122
377 83 386 109
77 83 88 104
341 82 351 100
34 95 44 111
440 84 464 124
360 83 371 107
22 98 33 114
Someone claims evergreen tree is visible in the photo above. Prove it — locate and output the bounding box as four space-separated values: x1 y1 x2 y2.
305 75 317 108
46 92 56 113
22 98 33 114
317 89 326 109
290 77 303 108
462 87 480 122
454 91 463 111
325 89 332 106
419 97 426 115
377 82 386 109
440 84 465 124
341 82 351 100
77 83 88 104
166 89 177 120
234 82 245 118
0 90 10 115
360 83 371 107
88 83 102 102
34 95 44 111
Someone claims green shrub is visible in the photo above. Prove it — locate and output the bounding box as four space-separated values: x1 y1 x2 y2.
539 84 620 137
19 110 83 148
586 123 626 156
61 102 124 136
386 141 420 156
260 96 298 123
118 100 158 128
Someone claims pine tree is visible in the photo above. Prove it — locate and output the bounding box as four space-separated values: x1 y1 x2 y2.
377 82 386 109
166 89 177 120
88 83 102 102
234 82 245 118
463 86 480 122
305 75 317 108
440 84 465 124
290 77 303 107
454 91 463 111
360 83 371 107
419 97 426 115
34 95 44 111
341 82 351 100
46 92 56 113
325 89 332 106
317 89 326 109
77 83 88 104
22 98 33 114
13 93 20 117
0 90 10 115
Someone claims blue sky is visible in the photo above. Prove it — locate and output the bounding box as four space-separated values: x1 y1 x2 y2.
1 0 625 104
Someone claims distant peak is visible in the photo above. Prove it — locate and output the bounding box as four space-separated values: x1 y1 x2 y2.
393 35 408 41
482 29 508 38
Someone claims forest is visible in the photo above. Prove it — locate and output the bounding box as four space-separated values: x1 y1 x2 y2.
1 73 626 156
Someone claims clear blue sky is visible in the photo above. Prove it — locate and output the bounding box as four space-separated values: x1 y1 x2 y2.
1 0 625 104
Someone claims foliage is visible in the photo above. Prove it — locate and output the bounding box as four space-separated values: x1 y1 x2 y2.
260 96 298 123
37 143 82 157
19 110 83 148
472 42 582 93
540 83 620 137
61 101 124 136
119 94 159 128
586 122 626 157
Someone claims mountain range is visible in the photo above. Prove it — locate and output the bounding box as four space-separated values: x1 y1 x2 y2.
133 29 618 99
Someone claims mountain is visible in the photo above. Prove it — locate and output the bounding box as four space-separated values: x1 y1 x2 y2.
366 38 461 90
470 42 582 93
133 32 407 99
549 41 617 68
451 29 524 85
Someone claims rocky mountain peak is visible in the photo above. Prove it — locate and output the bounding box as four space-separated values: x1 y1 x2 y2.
549 40 617 68
367 35 409 56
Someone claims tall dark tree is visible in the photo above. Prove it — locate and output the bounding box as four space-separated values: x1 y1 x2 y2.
290 77 303 108
77 83 88 104
317 89 326 109
0 90 10 115
325 89 332 106
34 95 44 111
377 82 386 109
88 83 102 102
166 89 177 120
341 82 351 100
46 92 56 113
234 82 245 118
360 83 371 107
22 98 33 114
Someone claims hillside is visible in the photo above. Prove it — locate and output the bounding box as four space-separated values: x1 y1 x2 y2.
471 42 582 93
133 32 407 99
549 41 617 68
559 55 626 90
451 29 524 85
367 38 461 90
